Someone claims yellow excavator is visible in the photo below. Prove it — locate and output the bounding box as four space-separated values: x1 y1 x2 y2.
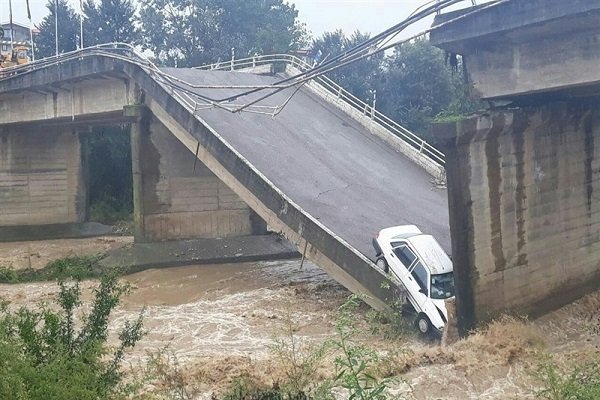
0 46 30 68
0 46 30 78
0 25 29 69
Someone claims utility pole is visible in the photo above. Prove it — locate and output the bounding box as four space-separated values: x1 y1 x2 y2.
8 0 14 52
55 0 59 56
79 0 84 49
26 0 35 61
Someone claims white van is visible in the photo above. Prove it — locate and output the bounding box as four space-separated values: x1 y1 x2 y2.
372 225 454 335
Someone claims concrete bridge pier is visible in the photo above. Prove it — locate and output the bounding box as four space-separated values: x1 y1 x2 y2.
431 0 600 334
0 125 88 237
125 105 267 243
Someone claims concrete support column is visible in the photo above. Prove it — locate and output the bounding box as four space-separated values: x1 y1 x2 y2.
129 112 262 242
124 105 150 243
443 128 477 335
436 100 600 334
0 126 87 229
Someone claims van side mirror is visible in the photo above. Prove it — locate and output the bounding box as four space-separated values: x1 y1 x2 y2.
419 288 428 296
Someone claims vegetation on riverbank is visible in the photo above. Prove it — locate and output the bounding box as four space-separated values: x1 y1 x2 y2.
0 274 144 399
0 255 103 284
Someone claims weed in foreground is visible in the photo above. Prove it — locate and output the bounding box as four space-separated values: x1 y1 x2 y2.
145 349 201 400
534 360 600 400
326 295 394 400
269 306 329 396
222 379 308 400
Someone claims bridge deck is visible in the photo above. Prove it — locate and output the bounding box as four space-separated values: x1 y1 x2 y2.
164 68 450 256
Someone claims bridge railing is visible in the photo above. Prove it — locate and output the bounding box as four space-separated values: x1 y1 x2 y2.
196 54 445 167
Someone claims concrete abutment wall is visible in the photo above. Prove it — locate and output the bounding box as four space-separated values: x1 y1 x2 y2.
443 100 600 331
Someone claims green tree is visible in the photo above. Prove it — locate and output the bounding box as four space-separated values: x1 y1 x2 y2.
376 38 453 135
83 0 140 46
86 127 133 224
35 0 80 58
376 38 481 138
138 0 308 67
312 30 384 103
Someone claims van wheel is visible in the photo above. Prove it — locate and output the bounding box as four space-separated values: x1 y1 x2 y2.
416 313 431 335
376 257 388 273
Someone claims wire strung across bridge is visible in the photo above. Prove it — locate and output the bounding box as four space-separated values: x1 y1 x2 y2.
0 0 508 167
1 0 505 113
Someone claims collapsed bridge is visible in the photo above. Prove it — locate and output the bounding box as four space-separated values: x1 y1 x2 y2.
0 47 449 310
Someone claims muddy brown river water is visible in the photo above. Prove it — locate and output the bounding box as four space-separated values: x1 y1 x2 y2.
120 259 349 360
1 258 349 361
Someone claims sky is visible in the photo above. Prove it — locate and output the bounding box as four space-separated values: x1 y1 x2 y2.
0 0 484 41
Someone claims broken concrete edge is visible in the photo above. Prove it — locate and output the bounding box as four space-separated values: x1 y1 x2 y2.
0 222 115 243
285 66 446 183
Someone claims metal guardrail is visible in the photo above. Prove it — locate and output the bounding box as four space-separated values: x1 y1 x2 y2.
197 54 446 166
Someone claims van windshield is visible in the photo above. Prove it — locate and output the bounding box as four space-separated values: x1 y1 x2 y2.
430 272 454 299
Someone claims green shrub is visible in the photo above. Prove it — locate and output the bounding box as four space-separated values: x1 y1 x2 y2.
535 360 600 400
41 255 102 281
326 295 392 400
0 255 104 284
0 274 145 399
0 265 19 283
